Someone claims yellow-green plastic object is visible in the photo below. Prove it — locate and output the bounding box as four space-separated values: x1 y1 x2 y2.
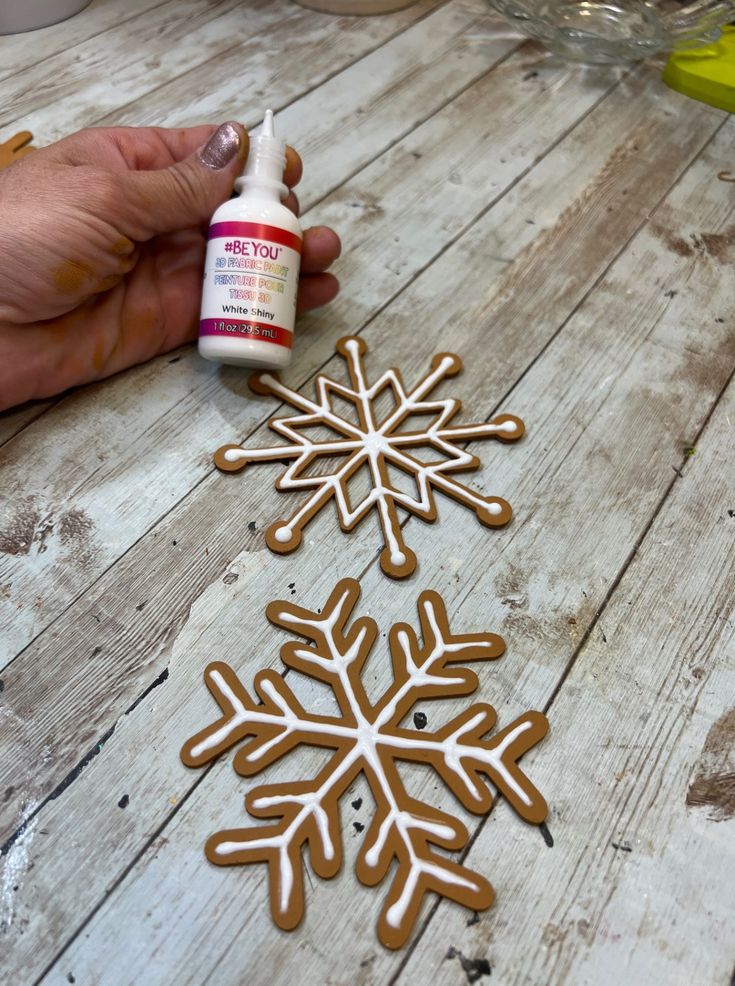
663 26 735 113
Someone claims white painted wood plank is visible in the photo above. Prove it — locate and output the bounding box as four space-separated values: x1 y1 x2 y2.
102 0 508 212
36 120 735 985
0 0 443 139
0 63 724 824
1 0 251 133
7 94 733 986
0 401 54 446
0 38 615 665
396 366 735 986
0 0 167 84
0 0 475 662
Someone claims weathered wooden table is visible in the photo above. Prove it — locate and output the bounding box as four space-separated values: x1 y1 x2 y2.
1 1 734 983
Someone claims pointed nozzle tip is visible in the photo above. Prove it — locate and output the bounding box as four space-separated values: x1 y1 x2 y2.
262 109 275 137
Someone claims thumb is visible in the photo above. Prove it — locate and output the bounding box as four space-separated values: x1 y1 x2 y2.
123 122 248 240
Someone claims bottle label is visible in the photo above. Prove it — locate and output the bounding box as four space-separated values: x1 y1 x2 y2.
199 221 301 348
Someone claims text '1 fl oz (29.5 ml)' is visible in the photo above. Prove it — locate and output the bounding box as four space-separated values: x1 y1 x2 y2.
198 111 302 369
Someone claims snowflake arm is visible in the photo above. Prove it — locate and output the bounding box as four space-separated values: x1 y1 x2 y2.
181 579 548 949
213 336 524 578
373 588 506 724
180 664 355 775
355 763 494 950
268 577 376 719
206 752 361 932
378 707 549 820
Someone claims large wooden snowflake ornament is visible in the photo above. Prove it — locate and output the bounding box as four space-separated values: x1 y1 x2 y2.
181 579 548 949
214 336 524 578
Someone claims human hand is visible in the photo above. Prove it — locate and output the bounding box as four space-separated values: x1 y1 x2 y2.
0 122 341 410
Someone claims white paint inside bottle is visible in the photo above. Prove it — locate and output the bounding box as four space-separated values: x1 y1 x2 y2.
198 111 302 370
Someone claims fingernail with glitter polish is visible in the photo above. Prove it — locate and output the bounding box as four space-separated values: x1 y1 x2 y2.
199 122 242 169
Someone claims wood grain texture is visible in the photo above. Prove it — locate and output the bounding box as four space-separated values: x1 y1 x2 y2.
1 0 251 132
4 76 734 986
0 0 498 666
34 112 735 986
0 35 614 666
0 0 167 85
103 0 510 211
396 345 735 986
0 401 55 446
0 0 443 138
1 1 734 981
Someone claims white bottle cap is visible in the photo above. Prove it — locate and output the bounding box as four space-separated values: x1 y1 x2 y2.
234 109 287 200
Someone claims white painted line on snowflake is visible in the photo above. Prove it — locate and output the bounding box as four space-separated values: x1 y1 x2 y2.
214 336 525 578
182 579 548 949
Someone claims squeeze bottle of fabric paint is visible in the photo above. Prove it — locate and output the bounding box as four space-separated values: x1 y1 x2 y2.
198 111 302 368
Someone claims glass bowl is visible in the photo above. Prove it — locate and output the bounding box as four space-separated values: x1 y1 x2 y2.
486 1 735 63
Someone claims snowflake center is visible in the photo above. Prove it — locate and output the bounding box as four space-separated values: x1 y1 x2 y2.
213 337 525 578
355 721 379 754
361 428 392 457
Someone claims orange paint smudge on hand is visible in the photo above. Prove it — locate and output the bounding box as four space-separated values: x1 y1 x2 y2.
105 302 162 369
92 333 108 372
52 259 94 294
111 236 135 256
94 274 123 294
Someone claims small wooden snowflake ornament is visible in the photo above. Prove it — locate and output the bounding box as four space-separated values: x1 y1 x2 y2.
181 578 548 949
0 131 35 170
214 336 524 579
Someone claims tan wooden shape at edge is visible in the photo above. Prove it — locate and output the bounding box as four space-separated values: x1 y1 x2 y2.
0 130 35 169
